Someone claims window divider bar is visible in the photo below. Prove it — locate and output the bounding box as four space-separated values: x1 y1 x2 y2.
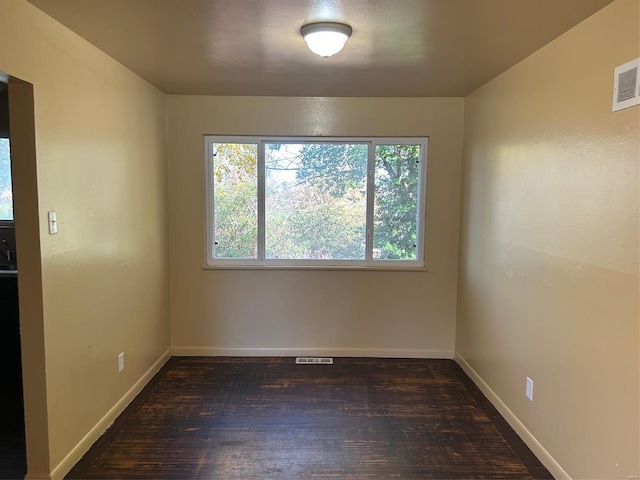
257 141 266 261
416 138 429 265
204 139 215 264
365 142 376 262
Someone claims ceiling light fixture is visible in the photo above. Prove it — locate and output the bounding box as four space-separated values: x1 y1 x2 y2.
300 21 352 59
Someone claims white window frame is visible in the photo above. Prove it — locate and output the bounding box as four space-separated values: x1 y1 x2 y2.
204 136 429 270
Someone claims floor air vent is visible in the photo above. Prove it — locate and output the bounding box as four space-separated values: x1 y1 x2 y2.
296 357 333 365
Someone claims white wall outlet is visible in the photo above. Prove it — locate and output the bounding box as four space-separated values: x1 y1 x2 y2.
48 211 58 234
118 352 125 373
526 377 534 401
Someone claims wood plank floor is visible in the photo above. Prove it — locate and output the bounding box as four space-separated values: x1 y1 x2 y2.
67 357 553 479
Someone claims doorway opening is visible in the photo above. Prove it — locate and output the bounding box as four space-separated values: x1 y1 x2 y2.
0 75 26 480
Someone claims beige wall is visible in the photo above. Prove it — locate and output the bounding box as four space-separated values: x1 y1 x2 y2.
0 0 170 478
168 96 464 358
456 0 639 478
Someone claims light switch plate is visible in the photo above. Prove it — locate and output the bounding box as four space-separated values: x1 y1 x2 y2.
48 211 58 234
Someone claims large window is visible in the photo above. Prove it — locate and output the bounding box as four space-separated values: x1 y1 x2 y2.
0 138 13 222
204 136 428 268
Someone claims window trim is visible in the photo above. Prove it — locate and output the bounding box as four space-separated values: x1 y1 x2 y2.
204 136 429 270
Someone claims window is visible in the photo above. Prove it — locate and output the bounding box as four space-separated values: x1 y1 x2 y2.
0 138 12 222
204 136 428 268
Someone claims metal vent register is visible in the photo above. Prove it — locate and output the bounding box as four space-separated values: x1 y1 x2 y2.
296 357 334 365
613 58 640 112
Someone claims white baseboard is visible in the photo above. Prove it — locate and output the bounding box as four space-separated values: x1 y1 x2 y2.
47 349 171 480
454 353 570 480
172 346 454 359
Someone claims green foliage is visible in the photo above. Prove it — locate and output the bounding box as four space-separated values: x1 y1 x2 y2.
266 183 366 260
211 141 421 261
296 143 368 198
373 144 420 260
212 143 256 183
214 180 257 258
293 143 420 260
212 143 257 258
264 143 367 259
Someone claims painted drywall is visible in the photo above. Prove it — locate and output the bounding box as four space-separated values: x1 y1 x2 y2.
8 78 51 478
168 96 464 358
0 0 170 477
456 0 639 478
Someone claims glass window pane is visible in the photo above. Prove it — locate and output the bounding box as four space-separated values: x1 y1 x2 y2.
211 143 257 259
373 144 421 260
265 143 367 260
0 138 13 221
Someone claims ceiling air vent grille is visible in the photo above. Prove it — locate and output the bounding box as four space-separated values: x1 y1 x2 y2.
613 58 640 112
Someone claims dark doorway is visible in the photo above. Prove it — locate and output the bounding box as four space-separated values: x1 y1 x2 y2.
0 79 26 480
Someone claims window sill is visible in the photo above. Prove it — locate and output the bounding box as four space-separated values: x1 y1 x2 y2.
201 264 429 272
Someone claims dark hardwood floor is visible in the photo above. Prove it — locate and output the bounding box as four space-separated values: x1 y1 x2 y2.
67 357 553 480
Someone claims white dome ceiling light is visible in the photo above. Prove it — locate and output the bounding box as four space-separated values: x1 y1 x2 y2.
300 22 352 59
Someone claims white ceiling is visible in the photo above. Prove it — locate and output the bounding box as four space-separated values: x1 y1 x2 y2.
26 0 615 97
